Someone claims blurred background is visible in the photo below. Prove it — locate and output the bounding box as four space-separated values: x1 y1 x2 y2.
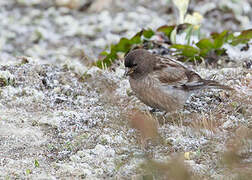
0 0 252 67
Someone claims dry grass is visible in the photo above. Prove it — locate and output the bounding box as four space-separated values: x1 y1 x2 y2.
190 112 221 133
139 155 199 180
127 109 160 146
220 124 252 178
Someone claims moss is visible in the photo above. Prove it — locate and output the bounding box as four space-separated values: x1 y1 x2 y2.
0 70 15 87
0 77 7 87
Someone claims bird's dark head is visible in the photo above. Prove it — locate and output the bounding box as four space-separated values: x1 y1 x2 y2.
124 49 155 78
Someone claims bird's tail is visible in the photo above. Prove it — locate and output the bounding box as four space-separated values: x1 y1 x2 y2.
201 79 234 90
181 79 234 91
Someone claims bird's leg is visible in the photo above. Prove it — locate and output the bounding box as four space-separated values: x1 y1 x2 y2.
161 112 167 124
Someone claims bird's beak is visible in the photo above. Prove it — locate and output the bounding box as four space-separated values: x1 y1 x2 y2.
124 67 135 76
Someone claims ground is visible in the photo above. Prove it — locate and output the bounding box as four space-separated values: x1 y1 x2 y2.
0 0 252 179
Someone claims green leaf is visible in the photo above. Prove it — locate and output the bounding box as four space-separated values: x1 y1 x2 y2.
143 28 155 39
130 31 142 44
240 29 252 39
211 30 229 49
226 33 235 42
215 48 226 56
184 25 194 45
99 51 109 56
96 44 118 68
96 57 112 69
196 38 214 50
199 48 209 57
116 38 131 52
26 169 31 175
96 29 146 69
170 44 199 57
231 29 252 46
96 60 104 69
170 28 177 44
34 159 39 168
157 25 175 38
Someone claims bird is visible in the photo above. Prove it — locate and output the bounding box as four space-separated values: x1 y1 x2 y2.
124 49 233 113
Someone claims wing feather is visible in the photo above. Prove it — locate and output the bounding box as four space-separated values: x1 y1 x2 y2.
151 56 202 87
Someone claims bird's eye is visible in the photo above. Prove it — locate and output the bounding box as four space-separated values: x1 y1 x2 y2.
127 63 137 68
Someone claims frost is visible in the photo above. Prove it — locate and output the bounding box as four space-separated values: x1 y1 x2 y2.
1 1 252 179
224 43 252 61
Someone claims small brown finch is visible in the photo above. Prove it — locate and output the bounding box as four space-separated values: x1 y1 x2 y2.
125 49 233 112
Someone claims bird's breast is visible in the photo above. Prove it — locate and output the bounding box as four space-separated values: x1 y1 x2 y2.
129 76 189 112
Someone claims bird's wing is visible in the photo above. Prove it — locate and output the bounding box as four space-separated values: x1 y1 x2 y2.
151 55 233 91
151 56 203 87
